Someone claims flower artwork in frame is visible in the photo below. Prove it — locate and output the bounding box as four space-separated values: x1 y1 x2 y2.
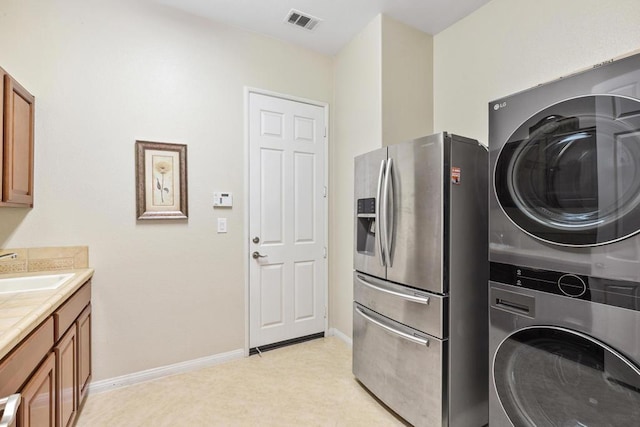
135 141 188 220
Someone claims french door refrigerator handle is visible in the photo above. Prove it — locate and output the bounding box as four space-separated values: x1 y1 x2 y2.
356 275 430 305
355 306 429 346
382 158 393 267
376 159 386 267
0 394 20 427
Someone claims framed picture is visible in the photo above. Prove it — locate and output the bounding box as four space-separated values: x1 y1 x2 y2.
135 140 188 220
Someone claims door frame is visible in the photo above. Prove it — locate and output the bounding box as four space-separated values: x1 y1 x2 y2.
243 87 330 356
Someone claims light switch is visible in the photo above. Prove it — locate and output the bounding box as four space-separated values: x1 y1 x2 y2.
217 218 227 233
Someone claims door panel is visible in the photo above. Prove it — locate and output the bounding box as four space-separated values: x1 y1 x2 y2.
260 111 283 136
249 92 326 348
260 148 284 245
294 261 315 320
354 148 387 279
294 152 315 243
387 135 445 293
294 116 314 141
259 263 284 328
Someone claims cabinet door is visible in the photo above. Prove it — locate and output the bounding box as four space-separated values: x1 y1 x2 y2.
77 305 91 404
3 74 34 206
55 326 77 427
19 352 55 427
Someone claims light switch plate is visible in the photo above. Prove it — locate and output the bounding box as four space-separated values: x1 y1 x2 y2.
217 218 227 233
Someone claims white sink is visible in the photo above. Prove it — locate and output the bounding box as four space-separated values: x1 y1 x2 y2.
0 273 74 294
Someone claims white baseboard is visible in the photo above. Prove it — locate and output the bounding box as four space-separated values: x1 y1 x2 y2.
328 328 352 347
88 348 244 395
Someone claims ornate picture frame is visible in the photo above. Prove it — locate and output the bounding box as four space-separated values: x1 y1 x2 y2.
135 140 188 220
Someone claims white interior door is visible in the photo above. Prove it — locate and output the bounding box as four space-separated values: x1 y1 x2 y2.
249 92 326 349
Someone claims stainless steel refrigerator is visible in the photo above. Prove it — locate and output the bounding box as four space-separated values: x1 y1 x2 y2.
353 132 488 427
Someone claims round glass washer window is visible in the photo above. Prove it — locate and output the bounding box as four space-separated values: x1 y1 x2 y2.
493 326 640 426
494 95 640 246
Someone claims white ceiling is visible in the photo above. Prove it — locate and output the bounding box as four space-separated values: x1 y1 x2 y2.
154 0 491 55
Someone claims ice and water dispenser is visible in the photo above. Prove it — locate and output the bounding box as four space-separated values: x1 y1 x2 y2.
356 198 377 255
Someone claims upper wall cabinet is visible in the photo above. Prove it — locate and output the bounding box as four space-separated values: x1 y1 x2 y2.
1 66 35 207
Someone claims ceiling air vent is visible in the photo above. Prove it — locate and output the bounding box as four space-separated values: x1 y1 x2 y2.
285 9 321 31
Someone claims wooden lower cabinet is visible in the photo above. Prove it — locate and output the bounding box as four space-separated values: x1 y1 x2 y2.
19 352 56 427
0 280 92 427
55 326 77 427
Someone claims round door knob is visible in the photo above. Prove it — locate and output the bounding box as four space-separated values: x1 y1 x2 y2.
252 251 267 259
252 236 260 244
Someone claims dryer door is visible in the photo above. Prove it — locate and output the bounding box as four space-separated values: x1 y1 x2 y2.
494 94 640 246
493 326 640 426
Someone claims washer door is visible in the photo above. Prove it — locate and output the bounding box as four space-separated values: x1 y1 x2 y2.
495 94 640 246
494 326 640 426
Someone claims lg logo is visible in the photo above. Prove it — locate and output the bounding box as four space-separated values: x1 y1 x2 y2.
493 102 507 111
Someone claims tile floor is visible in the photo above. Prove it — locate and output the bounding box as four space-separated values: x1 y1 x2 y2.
76 336 408 426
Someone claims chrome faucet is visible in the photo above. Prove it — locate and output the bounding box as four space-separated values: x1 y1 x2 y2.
0 253 17 261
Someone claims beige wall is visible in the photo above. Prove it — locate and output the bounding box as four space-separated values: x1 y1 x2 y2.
382 15 433 146
0 0 332 381
329 15 433 338
434 0 640 144
330 16 383 339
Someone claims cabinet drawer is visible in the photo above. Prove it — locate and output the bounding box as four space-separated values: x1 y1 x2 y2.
354 272 447 338
0 317 54 397
54 281 91 341
353 303 445 427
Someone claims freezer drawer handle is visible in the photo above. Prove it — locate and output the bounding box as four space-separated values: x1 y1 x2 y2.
356 275 430 305
0 394 20 427
356 307 429 347
355 306 429 346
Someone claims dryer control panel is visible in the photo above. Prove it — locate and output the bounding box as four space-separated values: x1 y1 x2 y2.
490 262 640 312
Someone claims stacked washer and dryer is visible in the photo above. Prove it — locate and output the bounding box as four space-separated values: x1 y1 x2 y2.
488 53 640 426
